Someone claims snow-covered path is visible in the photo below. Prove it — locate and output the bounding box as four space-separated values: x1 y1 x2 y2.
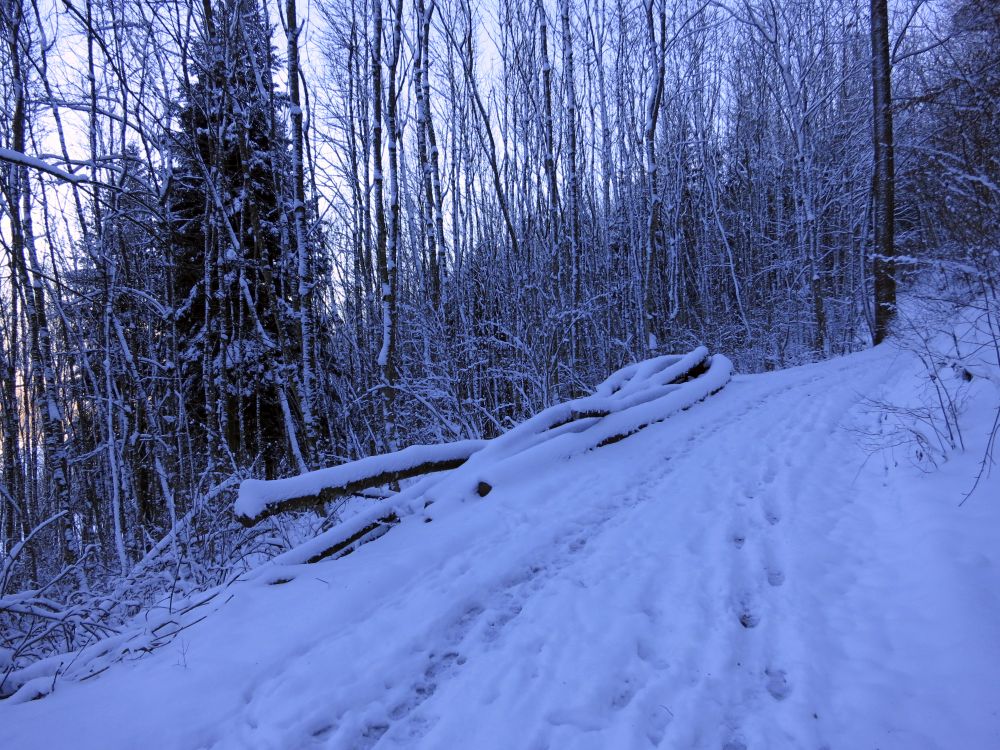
2 345 998 749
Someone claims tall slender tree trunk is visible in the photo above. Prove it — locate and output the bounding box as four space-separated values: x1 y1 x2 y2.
871 0 895 344
287 0 318 463
421 1 449 305
643 0 666 354
537 0 560 265
413 0 439 307
560 0 581 383
376 0 403 452
6 2 76 569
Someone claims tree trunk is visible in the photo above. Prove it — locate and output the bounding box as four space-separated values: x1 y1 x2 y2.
287 0 319 463
871 0 896 344
643 0 666 354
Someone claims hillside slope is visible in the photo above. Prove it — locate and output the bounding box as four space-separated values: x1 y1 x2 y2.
2 343 998 750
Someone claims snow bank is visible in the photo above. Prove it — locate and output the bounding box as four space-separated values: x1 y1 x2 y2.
2 348 731 702
4 342 997 749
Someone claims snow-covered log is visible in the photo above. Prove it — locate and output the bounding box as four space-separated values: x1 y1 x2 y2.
235 440 487 525
236 348 714 526
234 349 731 568
473 352 732 496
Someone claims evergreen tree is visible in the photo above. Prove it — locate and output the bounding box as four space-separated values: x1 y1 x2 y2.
168 0 301 477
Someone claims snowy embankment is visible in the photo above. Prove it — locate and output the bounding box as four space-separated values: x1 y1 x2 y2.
0 348 730 701
1 342 999 749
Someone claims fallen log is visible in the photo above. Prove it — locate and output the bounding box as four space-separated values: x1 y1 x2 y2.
235 440 487 526
473 353 732 491
246 353 728 565
305 513 400 564
236 350 712 525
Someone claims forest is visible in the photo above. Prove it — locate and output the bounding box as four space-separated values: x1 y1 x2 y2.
1 0 998 672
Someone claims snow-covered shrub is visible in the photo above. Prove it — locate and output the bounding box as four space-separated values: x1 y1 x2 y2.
859 267 1000 485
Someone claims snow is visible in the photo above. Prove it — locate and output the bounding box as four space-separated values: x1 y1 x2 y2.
0 147 86 183
235 439 488 522
2 343 999 749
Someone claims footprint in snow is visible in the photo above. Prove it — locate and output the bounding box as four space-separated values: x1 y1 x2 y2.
635 637 670 670
445 604 484 644
482 603 523 643
610 678 637 710
355 722 389 750
310 723 335 740
643 701 673 745
388 681 435 720
763 453 780 482
765 668 792 701
424 651 464 680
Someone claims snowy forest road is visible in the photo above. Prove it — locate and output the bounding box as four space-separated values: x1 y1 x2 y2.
1 345 998 750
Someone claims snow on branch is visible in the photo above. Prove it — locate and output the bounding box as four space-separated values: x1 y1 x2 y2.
0 148 88 184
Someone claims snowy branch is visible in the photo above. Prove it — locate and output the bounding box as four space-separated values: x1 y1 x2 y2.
0 148 87 184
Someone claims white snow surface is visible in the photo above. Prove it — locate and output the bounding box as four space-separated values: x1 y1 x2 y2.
2 343 999 749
